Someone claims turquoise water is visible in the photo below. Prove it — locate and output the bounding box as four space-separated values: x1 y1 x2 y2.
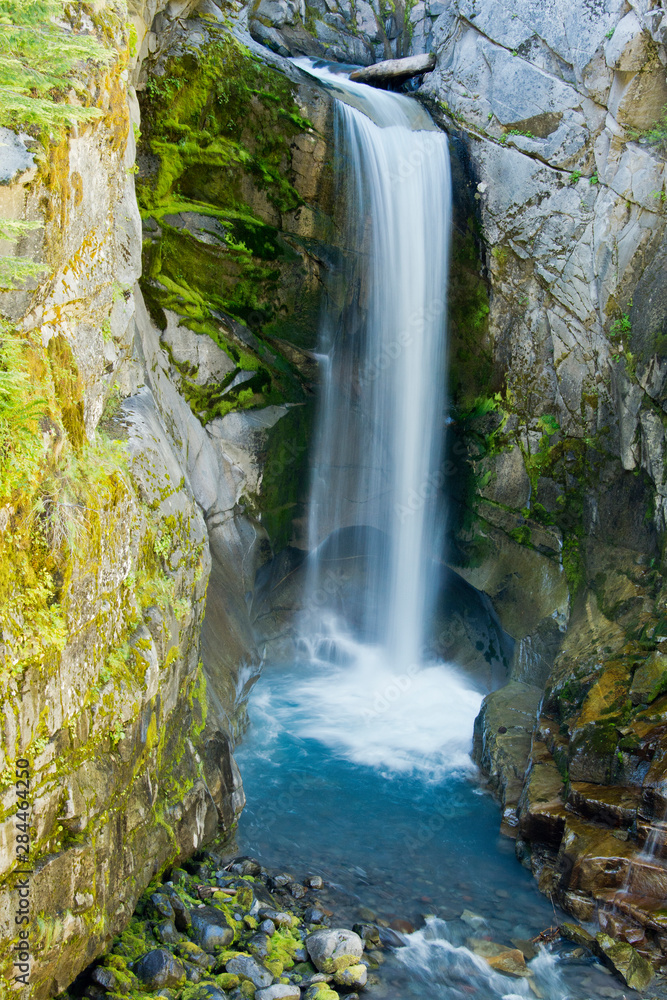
234 661 646 1000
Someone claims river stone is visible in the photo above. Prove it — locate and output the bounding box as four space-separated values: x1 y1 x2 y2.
171 894 193 932
181 986 227 1000
560 922 595 948
595 933 654 990
255 986 301 1000
225 955 273 988
333 964 367 988
303 986 340 1000
248 933 271 959
485 948 530 978
184 963 202 983
155 919 180 944
268 872 294 891
190 907 234 951
91 968 120 991
629 651 667 705
306 929 364 973
258 907 293 927
150 893 176 921
259 919 276 935
176 942 214 969
134 950 187 989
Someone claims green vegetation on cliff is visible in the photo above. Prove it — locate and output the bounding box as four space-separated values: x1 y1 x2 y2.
0 0 120 288
137 28 316 422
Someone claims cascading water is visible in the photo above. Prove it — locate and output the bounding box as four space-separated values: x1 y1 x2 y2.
278 60 483 777
300 62 450 674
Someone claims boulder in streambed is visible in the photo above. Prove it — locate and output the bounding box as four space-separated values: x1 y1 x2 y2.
594 933 654 991
353 923 380 946
225 955 274 989
306 928 364 973
333 963 368 988
179 985 227 1000
485 948 531 978
190 907 235 951
133 950 187 989
560 922 596 949
303 986 340 1000
256 986 302 1000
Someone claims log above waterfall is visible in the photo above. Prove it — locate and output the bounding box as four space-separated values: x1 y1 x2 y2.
349 54 436 87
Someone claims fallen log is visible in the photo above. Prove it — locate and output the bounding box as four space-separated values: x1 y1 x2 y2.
349 53 436 87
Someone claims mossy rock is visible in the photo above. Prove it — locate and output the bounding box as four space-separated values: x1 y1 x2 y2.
595 933 654 991
630 651 667 705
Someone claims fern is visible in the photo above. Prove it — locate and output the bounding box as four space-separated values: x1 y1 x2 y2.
0 324 45 495
0 0 112 129
0 218 46 289
0 0 116 288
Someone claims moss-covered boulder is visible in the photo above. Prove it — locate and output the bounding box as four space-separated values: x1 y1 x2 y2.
595 933 654 991
630 650 667 705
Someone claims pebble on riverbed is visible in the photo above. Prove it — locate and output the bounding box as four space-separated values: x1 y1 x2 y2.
67 853 376 1000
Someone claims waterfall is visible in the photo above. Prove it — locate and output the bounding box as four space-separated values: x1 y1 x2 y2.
298 61 452 674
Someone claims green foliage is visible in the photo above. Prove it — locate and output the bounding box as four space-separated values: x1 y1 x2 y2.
570 170 581 184
501 128 534 144
0 317 138 679
611 311 632 339
0 219 47 289
0 0 111 131
0 0 115 288
0 326 47 512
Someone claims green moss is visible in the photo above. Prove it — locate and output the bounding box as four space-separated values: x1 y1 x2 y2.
256 401 313 550
138 32 307 217
136 27 318 423
448 222 493 408
112 918 152 962
213 973 240 990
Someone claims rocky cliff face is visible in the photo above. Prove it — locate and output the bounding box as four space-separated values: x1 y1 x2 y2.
0 0 333 993
245 0 667 967
4 0 667 988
